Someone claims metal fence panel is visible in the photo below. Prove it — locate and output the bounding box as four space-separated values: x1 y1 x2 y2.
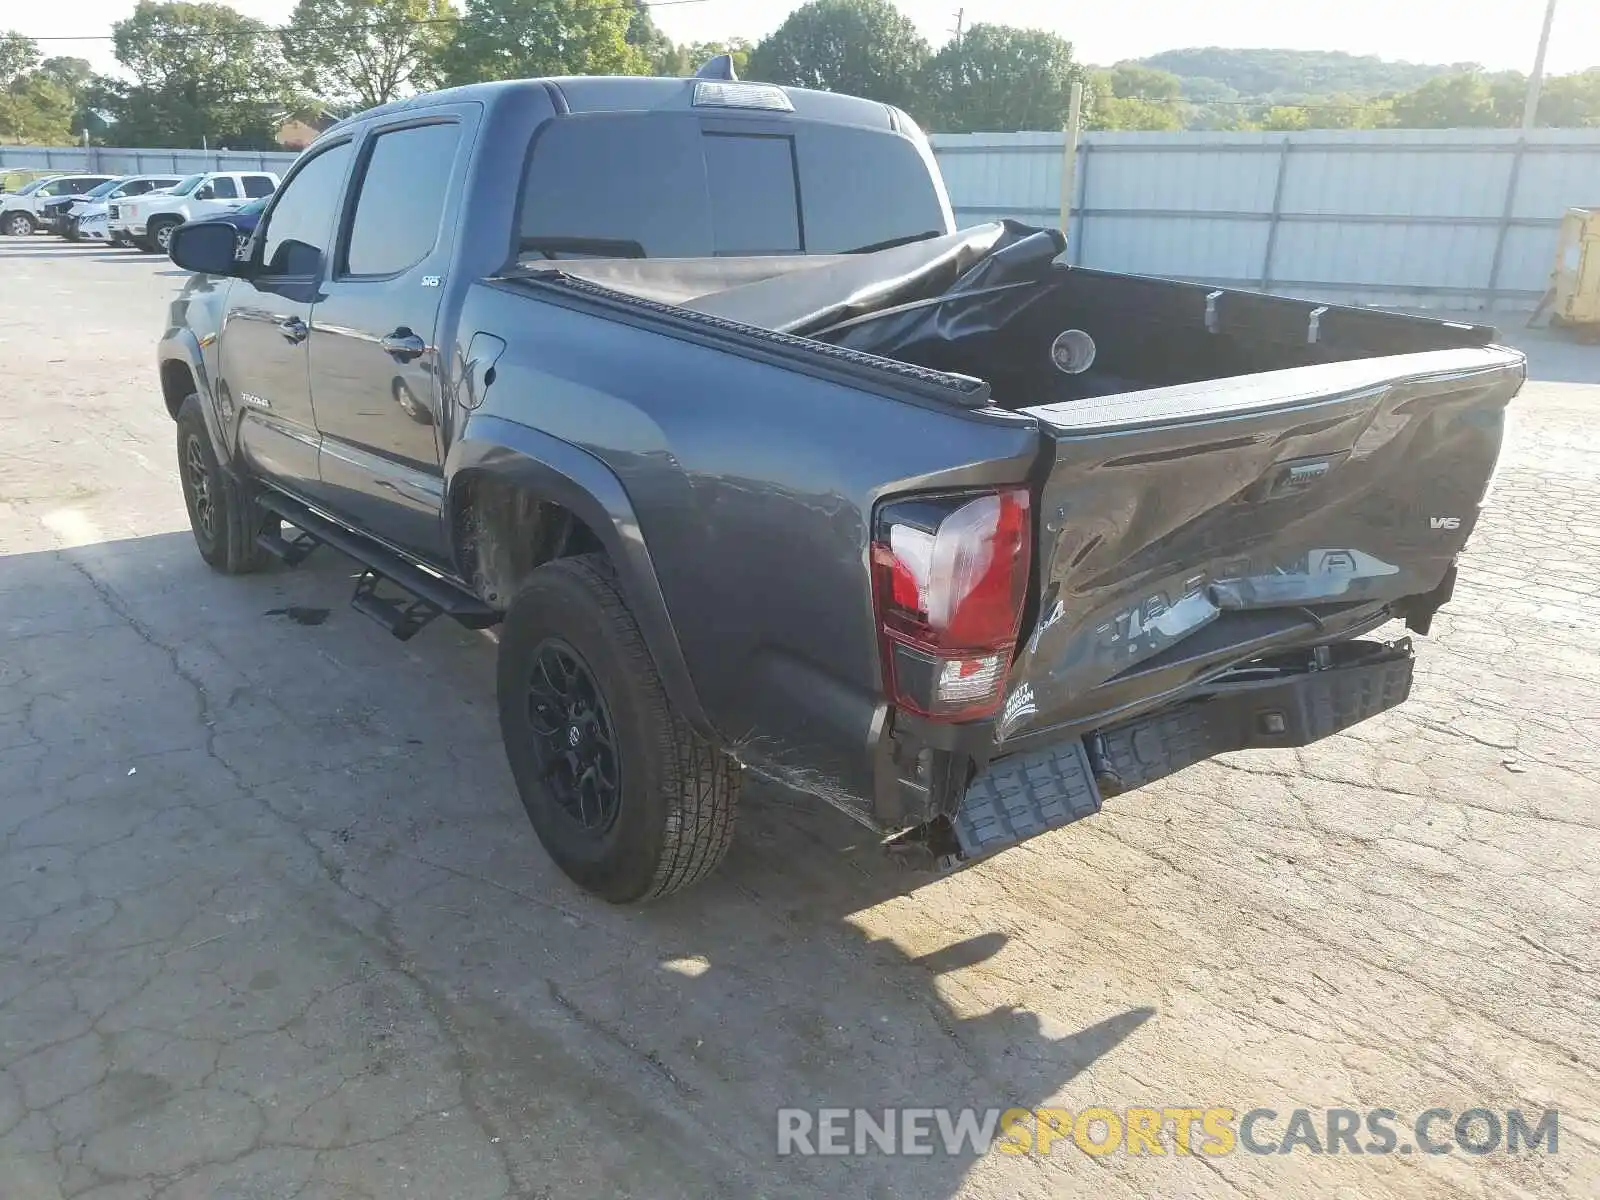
930 128 1600 310
0 146 301 177
9 132 1599 311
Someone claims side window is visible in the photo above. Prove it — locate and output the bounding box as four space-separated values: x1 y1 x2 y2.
243 175 275 198
121 181 147 197
210 177 239 200
259 142 353 277
342 123 460 277
39 181 65 196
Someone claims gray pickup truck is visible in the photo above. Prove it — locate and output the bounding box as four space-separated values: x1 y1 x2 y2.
160 66 1523 903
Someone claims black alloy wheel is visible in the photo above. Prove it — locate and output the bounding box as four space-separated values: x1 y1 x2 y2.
524 638 622 834
184 432 217 545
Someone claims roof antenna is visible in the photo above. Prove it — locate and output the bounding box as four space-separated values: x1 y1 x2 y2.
695 54 738 81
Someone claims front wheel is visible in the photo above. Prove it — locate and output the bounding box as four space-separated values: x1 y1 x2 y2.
150 218 180 255
2 212 35 237
175 394 269 574
497 555 739 903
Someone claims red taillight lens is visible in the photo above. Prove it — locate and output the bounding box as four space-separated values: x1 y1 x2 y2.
871 488 1032 720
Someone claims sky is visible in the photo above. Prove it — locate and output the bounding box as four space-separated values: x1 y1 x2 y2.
11 0 1598 81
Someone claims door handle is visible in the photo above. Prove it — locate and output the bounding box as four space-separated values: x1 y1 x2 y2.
278 316 307 344
380 328 427 362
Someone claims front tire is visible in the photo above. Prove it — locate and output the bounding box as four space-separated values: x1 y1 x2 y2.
497 555 739 903
149 218 180 255
175 394 268 574
2 212 35 237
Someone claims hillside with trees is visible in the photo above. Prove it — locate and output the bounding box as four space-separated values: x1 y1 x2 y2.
1136 47 1457 102
2 0 1598 147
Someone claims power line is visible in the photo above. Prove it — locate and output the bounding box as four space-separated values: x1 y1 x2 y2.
21 0 709 42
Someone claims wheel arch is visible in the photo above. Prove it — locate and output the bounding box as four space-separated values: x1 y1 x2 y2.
446 420 717 742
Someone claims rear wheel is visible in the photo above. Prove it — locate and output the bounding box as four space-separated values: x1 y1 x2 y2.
175 394 269 575
2 212 35 237
497 555 739 903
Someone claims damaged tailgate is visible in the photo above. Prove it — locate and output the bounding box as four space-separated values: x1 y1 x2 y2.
999 345 1525 748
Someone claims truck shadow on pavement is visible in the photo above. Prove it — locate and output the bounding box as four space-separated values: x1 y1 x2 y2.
2 530 1154 1198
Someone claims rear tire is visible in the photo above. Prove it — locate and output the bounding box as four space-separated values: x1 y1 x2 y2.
175 394 268 575
497 555 739 903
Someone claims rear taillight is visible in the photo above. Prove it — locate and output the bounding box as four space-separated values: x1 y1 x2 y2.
871 488 1032 721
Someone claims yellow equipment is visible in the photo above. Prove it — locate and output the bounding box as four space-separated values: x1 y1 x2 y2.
1546 207 1600 335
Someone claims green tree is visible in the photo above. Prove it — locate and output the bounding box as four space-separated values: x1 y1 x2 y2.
0 40 99 143
0 32 41 86
441 0 647 85
626 1 677 75
1088 64 1186 131
0 75 75 144
1304 93 1393 130
747 0 928 112
921 24 1082 133
37 56 93 92
1538 69 1600 127
283 0 456 109
1259 104 1309 131
1389 70 1518 128
667 38 755 80
110 2 297 148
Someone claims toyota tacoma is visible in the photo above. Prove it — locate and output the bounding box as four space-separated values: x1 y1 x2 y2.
158 66 1523 902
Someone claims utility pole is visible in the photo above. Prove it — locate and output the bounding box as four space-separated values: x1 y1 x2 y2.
1522 0 1559 130
951 8 964 56
1059 81 1083 238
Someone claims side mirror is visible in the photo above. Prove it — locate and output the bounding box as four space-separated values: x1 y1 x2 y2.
195 184 215 200
169 220 247 276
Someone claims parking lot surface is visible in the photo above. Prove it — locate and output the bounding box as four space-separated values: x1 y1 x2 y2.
2 239 1597 1199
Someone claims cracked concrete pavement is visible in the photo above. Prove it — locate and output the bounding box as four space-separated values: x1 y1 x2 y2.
1 239 1597 1199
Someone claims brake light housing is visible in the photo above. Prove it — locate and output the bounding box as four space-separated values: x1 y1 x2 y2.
870 488 1032 721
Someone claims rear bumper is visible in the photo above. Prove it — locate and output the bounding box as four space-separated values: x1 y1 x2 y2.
889 637 1414 869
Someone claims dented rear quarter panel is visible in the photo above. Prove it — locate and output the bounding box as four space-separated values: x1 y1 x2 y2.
449 278 1043 799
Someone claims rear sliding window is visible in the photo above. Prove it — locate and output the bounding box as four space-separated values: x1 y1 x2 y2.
520 112 946 258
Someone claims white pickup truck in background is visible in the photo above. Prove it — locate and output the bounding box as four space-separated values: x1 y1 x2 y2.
109 171 279 253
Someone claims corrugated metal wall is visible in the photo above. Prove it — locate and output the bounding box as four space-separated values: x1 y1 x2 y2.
0 146 301 175
931 128 1600 310
8 131 1599 310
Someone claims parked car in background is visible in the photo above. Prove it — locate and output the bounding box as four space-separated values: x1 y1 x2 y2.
174 194 268 261
51 174 185 241
1 174 116 236
110 171 278 253
77 206 114 245
0 168 61 195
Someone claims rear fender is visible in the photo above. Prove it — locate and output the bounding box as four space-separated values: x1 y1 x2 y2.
445 417 715 741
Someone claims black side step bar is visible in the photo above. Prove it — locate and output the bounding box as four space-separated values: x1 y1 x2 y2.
255 491 500 641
